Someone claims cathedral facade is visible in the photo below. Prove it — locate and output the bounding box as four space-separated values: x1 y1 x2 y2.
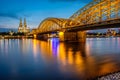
18 18 30 33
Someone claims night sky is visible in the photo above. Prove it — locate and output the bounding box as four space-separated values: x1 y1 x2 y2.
0 0 92 29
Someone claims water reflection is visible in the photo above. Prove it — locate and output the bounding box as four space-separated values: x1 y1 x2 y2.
37 38 120 79
33 39 38 58
58 42 86 65
49 38 59 57
0 38 120 79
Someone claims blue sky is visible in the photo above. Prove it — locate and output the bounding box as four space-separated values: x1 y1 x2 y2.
0 0 92 29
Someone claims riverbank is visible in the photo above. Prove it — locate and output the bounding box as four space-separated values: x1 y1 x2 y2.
0 35 33 39
87 35 120 38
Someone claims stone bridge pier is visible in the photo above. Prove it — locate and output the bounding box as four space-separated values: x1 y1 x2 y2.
36 31 86 42
59 31 86 42
36 34 49 40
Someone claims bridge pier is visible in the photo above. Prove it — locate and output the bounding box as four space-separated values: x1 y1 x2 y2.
36 31 86 42
59 32 78 41
58 31 86 42
77 31 86 43
37 34 49 40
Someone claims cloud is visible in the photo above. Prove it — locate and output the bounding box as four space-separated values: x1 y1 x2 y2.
0 12 20 19
0 9 31 20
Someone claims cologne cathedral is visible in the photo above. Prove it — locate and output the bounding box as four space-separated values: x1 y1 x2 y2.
18 18 30 33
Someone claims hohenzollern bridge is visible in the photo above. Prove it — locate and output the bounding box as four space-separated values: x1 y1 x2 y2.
32 0 120 42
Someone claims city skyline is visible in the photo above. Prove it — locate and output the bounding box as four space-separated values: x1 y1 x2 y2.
0 0 92 29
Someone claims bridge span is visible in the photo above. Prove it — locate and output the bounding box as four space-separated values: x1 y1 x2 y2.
32 0 120 42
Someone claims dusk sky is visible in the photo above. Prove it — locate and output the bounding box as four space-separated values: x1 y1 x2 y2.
0 0 92 29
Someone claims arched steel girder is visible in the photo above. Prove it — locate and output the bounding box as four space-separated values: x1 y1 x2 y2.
40 21 61 33
38 18 68 29
70 0 103 19
70 0 120 26
37 0 120 34
37 18 81 34
37 18 71 33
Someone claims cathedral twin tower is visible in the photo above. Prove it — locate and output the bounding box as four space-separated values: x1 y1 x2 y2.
18 18 30 33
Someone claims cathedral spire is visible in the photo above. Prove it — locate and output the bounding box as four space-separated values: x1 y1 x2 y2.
24 18 27 28
19 18 22 28
18 18 30 33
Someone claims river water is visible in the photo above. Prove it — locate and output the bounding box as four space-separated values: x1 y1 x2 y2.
0 38 120 80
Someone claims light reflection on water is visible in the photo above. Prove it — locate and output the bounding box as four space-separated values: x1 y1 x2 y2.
0 38 120 80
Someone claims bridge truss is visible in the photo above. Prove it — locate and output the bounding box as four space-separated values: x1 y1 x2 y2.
36 0 120 34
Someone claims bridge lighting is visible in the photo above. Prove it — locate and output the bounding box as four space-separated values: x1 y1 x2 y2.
34 34 37 38
59 32 64 36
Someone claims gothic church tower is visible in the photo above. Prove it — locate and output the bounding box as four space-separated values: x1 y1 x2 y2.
18 18 30 33
18 18 23 33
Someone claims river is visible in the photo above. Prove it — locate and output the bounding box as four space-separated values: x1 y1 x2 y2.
0 38 120 80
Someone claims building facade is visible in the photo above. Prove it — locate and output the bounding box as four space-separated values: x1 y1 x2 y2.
18 18 30 33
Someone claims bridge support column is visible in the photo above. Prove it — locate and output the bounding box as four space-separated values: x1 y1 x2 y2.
37 34 49 40
77 31 86 43
58 31 86 42
59 31 77 42
64 32 77 41
33 34 37 39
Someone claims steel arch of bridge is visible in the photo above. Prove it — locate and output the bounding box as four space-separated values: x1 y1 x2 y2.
37 18 79 33
37 0 120 34
37 18 67 33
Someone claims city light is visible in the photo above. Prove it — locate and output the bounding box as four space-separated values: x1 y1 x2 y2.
59 32 64 36
0 0 120 80
33 34 37 38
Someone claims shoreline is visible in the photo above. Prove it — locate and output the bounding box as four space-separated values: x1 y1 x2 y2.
0 35 33 39
1 36 120 39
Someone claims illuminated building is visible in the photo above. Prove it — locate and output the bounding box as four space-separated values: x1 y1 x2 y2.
106 29 116 37
18 18 30 33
